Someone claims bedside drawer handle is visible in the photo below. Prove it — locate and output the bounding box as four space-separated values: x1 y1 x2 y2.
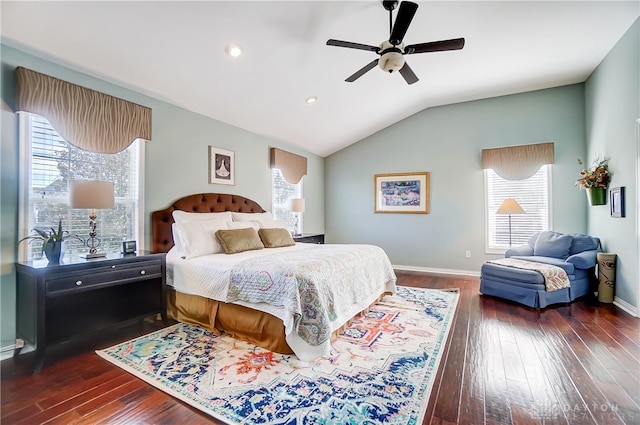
140 270 146 275
75 280 83 286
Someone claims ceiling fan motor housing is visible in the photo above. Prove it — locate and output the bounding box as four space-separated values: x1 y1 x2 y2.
326 1 464 84
378 40 405 73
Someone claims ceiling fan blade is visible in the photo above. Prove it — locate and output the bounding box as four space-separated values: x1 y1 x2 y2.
345 59 379 82
389 1 418 46
327 39 379 53
405 38 465 54
399 62 419 85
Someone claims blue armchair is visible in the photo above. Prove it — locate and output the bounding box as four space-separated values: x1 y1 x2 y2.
480 231 601 308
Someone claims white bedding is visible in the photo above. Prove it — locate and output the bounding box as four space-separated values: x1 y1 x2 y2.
166 243 397 360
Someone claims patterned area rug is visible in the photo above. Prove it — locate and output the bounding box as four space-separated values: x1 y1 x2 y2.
97 286 459 424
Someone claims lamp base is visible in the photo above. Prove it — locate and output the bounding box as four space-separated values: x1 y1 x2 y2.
80 252 107 259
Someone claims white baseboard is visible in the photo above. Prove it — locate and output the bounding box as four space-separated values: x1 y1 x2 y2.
613 296 639 318
393 267 638 318
0 340 34 361
393 264 480 278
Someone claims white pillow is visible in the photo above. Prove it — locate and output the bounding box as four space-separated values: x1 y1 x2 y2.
255 219 288 229
172 223 185 254
231 212 273 223
173 210 233 223
172 219 228 259
226 221 260 231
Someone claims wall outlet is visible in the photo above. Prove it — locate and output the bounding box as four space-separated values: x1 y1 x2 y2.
465 251 471 259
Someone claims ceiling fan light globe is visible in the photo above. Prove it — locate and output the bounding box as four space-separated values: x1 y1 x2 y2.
379 51 404 73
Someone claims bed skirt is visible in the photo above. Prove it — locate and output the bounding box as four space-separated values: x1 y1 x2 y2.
166 287 390 356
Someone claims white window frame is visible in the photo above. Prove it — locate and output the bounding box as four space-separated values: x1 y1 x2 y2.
271 168 303 234
18 112 145 261
484 165 552 254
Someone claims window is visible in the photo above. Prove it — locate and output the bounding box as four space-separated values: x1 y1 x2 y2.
485 165 551 253
271 168 302 232
18 112 144 260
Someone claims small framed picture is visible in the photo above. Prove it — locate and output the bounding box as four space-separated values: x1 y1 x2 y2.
374 172 430 214
209 146 235 185
610 187 625 218
122 240 137 255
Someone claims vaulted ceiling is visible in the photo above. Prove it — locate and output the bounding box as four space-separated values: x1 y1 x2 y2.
2 1 638 157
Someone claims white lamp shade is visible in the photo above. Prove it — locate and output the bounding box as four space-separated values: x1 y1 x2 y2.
496 198 525 215
70 180 115 209
288 198 306 213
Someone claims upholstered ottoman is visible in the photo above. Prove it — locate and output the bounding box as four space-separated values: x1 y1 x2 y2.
479 261 572 308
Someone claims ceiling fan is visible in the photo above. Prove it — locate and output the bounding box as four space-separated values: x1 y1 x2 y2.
326 0 465 85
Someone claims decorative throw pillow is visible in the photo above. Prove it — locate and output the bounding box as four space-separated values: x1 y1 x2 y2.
567 233 600 255
259 228 295 248
533 231 572 259
172 210 233 223
215 228 265 254
173 219 228 259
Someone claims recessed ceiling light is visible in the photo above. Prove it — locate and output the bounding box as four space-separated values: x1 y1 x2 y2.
305 96 317 104
225 43 242 58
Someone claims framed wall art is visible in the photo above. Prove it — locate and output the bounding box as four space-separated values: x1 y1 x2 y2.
374 172 430 214
209 146 235 185
609 186 625 218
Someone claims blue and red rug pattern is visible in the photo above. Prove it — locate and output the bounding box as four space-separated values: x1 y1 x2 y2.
97 286 459 424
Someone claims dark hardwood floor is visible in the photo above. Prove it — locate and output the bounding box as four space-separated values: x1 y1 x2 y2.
2 271 639 424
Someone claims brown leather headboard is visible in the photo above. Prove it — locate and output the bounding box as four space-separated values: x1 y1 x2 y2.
151 193 266 253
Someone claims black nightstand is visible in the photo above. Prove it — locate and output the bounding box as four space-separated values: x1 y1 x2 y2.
293 234 325 244
15 251 166 374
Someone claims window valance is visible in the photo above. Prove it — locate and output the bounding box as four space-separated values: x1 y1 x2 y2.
482 142 554 180
16 66 151 154
269 147 307 184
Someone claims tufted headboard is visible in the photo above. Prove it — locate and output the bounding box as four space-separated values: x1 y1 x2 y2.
151 193 266 253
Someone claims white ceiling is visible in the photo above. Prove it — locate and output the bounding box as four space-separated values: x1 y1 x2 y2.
2 1 638 157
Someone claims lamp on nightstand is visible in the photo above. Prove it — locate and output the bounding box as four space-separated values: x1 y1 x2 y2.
288 198 305 236
70 180 115 258
496 198 525 246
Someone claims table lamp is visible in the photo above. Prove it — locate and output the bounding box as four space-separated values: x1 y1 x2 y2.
70 180 115 258
288 198 305 236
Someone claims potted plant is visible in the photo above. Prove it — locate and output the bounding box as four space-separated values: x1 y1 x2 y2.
575 157 611 206
19 219 83 263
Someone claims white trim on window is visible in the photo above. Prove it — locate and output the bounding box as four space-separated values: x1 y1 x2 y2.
18 112 144 261
271 168 303 233
484 164 552 254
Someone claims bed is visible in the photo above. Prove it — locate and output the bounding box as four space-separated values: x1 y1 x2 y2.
152 193 397 361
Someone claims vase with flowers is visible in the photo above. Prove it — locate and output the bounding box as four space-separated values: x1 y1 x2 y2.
575 157 611 206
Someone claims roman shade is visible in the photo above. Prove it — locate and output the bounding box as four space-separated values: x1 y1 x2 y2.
269 147 307 184
16 67 151 154
482 142 554 180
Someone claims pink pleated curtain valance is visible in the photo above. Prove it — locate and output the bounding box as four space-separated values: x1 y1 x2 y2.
269 147 307 184
16 66 152 154
482 142 555 180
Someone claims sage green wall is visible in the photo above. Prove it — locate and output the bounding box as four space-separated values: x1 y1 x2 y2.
585 18 639 310
0 44 325 349
325 85 587 273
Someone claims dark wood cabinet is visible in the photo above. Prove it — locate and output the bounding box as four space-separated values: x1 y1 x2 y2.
293 234 325 244
15 251 166 373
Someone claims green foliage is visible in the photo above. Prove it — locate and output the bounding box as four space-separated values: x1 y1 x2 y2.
576 157 611 189
18 219 83 253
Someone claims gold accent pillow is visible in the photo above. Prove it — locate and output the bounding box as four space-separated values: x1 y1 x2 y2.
258 228 295 248
215 228 265 254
